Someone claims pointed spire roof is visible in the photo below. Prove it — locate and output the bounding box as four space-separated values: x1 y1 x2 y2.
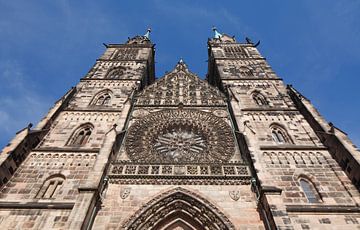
136 60 226 106
126 28 152 44
209 26 236 44
212 26 223 39
143 28 151 39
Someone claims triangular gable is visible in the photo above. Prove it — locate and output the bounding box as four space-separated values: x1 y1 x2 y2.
136 61 226 106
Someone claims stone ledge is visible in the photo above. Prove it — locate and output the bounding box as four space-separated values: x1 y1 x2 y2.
32 147 100 153
63 108 123 113
220 77 282 81
105 43 154 48
80 77 142 81
241 108 298 112
109 177 251 185
260 145 327 151
286 204 360 213
0 201 75 210
109 174 251 180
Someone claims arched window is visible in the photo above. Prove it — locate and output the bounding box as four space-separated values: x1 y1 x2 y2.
271 125 292 144
239 66 253 77
68 123 94 146
91 90 112 106
106 67 125 79
36 174 65 199
252 92 268 106
299 178 319 203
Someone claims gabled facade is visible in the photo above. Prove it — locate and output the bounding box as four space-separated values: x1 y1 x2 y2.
0 29 359 229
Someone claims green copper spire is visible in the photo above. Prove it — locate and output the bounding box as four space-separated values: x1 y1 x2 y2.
212 26 222 39
144 28 151 39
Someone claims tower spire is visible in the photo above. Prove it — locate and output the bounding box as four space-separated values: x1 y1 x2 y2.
212 26 222 39
144 28 151 39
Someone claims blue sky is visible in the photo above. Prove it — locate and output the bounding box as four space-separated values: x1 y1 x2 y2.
0 0 359 148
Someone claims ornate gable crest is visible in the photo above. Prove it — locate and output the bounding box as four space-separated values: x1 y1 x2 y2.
135 60 226 106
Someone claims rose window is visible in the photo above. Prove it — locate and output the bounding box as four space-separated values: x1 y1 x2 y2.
125 109 235 163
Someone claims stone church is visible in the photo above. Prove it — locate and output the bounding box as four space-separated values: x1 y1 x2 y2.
0 28 359 229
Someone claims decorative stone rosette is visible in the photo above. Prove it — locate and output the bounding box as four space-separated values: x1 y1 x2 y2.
125 109 235 163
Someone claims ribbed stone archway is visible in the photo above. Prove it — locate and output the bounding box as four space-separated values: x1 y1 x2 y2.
123 187 235 230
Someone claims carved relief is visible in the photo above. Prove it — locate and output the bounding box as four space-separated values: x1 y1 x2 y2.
123 187 235 229
135 62 226 106
110 163 249 177
229 190 240 201
113 48 139 60
213 109 228 118
85 61 146 80
120 187 131 199
263 151 327 165
219 60 270 79
125 109 235 163
131 109 150 118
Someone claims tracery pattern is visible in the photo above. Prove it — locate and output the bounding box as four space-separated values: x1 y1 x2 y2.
135 62 226 106
125 109 235 163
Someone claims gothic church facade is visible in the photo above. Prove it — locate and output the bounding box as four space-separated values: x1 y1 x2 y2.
0 29 360 229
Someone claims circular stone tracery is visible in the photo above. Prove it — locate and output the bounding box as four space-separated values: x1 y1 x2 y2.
125 109 235 163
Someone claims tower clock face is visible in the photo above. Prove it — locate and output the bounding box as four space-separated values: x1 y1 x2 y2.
125 109 235 163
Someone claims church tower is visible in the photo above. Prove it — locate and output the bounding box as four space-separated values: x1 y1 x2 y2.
0 28 359 229
208 27 360 229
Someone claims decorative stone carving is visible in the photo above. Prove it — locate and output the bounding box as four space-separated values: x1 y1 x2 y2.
131 109 150 118
229 190 240 201
125 109 235 163
213 109 228 118
113 48 139 60
135 62 226 106
110 163 250 177
122 187 235 229
120 187 131 199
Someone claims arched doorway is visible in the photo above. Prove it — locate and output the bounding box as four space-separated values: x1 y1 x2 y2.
123 187 234 230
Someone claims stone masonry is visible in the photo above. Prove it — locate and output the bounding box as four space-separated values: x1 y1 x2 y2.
0 29 359 229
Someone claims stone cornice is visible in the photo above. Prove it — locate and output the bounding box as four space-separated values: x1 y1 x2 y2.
241 108 298 112
260 145 327 151
33 147 100 153
286 204 360 213
0 201 75 210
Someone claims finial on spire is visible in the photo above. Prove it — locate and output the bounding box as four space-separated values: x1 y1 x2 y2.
179 57 184 64
144 28 151 39
212 26 222 39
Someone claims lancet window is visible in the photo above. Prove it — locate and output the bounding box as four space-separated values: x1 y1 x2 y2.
252 92 268 106
68 123 93 146
36 175 65 199
106 67 125 79
271 125 292 144
299 178 320 203
91 90 112 106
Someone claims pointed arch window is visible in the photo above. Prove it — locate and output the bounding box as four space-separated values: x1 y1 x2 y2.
68 124 94 146
91 91 112 106
239 66 254 77
252 92 268 106
106 67 125 79
271 125 292 144
36 174 65 199
299 178 320 203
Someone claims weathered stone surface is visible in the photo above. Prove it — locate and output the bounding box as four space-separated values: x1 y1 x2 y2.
0 31 359 229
